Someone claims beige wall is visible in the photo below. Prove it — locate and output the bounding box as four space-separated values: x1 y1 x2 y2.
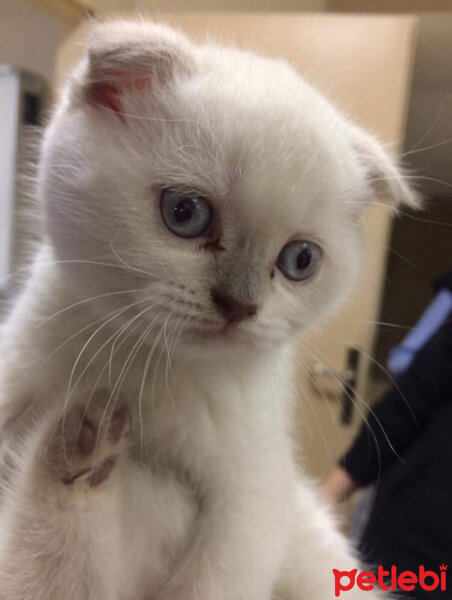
85 0 327 12
37 0 452 14
0 0 63 84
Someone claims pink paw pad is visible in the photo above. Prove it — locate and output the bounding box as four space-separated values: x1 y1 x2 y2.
62 404 131 488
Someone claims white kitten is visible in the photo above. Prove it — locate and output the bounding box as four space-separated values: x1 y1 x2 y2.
0 21 417 600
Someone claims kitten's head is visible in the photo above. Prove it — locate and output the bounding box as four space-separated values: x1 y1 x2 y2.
40 21 419 355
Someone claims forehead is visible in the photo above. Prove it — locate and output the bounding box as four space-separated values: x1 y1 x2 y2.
122 47 358 239
166 77 354 234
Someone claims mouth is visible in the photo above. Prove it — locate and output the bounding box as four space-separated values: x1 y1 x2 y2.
144 304 258 346
148 310 287 350
183 320 255 345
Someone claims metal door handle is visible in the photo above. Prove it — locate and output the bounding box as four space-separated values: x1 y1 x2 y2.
311 347 361 425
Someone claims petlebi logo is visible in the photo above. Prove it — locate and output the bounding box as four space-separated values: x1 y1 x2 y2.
333 564 447 597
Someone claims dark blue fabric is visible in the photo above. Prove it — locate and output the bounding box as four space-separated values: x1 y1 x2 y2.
340 316 452 599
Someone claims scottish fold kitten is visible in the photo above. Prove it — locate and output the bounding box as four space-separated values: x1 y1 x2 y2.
0 20 417 600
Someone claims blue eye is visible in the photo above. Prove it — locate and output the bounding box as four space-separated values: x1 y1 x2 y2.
277 240 321 281
160 189 213 239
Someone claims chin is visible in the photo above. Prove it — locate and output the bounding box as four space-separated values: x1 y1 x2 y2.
172 324 289 361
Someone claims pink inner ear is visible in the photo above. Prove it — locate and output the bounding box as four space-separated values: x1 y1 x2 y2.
87 68 150 115
90 82 121 113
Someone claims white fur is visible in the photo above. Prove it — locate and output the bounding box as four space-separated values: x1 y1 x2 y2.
0 21 415 599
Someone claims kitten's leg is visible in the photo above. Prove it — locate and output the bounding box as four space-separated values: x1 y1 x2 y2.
0 390 131 600
154 475 290 600
276 482 384 600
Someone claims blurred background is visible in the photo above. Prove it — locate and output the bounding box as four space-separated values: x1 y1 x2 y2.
0 0 451 494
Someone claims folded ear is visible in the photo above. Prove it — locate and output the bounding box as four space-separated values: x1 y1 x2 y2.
351 126 421 210
75 21 196 114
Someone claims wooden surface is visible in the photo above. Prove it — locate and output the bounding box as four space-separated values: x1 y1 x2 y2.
28 0 92 22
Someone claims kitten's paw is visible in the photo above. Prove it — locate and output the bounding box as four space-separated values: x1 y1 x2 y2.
45 389 131 488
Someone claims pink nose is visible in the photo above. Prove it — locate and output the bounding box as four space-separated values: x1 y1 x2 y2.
211 289 258 324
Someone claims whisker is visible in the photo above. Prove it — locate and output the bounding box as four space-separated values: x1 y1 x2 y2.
296 370 334 467
299 342 387 491
92 315 159 465
401 135 452 159
347 319 411 331
150 314 177 420
66 296 158 402
167 313 191 385
312 328 419 436
59 299 164 457
60 299 158 462
30 288 143 335
73 315 150 458
137 315 166 459
403 94 448 155
26 301 140 388
296 347 345 460
0 257 156 287
368 201 452 228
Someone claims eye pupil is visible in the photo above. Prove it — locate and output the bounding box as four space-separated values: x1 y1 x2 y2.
173 199 195 223
276 240 321 282
160 189 213 239
297 247 312 270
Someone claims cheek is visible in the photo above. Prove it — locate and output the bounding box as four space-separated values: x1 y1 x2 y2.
140 242 214 290
304 244 362 324
268 249 361 331
325 233 363 295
